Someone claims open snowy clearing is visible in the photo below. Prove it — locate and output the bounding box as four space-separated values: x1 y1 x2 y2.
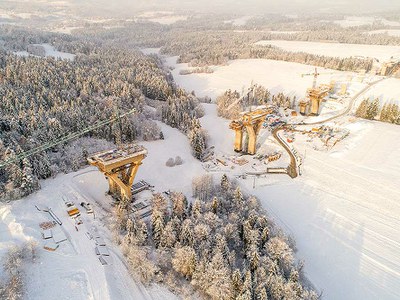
334 16 400 28
0 174 151 300
164 56 356 100
223 16 253 26
256 40 400 62
135 11 188 25
201 104 400 300
1 101 399 299
0 121 199 300
15 43 75 61
359 78 400 106
368 29 400 37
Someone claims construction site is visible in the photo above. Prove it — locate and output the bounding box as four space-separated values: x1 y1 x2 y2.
200 65 389 181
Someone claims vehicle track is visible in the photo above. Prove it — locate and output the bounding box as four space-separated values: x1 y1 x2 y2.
273 77 387 178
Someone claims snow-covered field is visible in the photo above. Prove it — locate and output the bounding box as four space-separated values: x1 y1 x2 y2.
202 105 400 300
256 40 400 61
334 16 400 27
166 57 400 299
0 173 152 300
361 78 400 105
15 43 75 61
1 43 399 300
164 56 354 100
0 121 195 300
368 29 400 37
135 11 188 25
50 26 82 35
1 101 399 300
223 16 253 26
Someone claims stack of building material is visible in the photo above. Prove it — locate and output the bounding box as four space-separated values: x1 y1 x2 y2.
52 227 68 244
42 229 53 240
43 242 59 252
94 236 111 266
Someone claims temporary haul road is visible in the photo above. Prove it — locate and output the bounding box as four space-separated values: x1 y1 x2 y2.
272 77 388 178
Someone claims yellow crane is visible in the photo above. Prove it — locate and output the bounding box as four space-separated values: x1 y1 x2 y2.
301 68 333 115
301 68 334 88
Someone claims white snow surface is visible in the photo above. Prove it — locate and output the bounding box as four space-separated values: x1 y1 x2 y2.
135 11 188 25
334 16 400 27
368 29 400 37
165 56 353 100
224 16 253 26
1 51 400 300
256 40 400 61
0 122 200 300
15 43 75 61
1 102 399 299
201 105 400 300
361 78 400 105
0 173 152 300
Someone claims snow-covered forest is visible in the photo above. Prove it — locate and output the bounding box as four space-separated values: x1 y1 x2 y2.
112 174 318 300
0 27 207 201
1 3 400 299
216 84 295 119
355 99 400 124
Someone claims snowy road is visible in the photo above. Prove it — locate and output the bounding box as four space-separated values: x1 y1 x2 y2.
0 172 153 300
248 121 400 300
201 104 400 300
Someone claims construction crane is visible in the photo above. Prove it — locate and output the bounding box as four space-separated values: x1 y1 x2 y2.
300 68 333 115
301 68 334 88
0 108 137 169
229 107 275 155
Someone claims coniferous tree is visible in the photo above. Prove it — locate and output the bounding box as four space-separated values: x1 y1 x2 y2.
366 98 380 120
355 99 368 118
151 210 164 248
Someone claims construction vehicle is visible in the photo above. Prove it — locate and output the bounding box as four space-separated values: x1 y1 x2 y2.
229 106 275 155
80 202 94 214
66 202 80 217
88 144 147 202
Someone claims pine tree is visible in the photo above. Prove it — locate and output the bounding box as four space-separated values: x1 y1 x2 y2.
240 270 253 300
192 199 202 219
234 187 244 209
171 192 188 220
188 125 206 160
180 219 194 246
195 251 233 300
212 196 219 214
151 209 164 248
232 269 243 298
126 218 134 234
20 158 37 196
248 243 260 272
220 174 230 194
355 99 368 118
172 246 196 279
366 98 379 120
380 103 389 122
160 222 177 248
